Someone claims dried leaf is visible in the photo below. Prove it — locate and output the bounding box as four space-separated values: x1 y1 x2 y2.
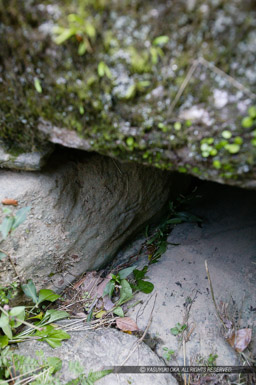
116 317 139 332
2 199 18 206
227 328 252 352
95 310 107 319
96 274 112 298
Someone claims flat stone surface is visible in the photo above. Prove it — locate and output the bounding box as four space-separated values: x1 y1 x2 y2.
127 182 256 367
0 149 189 291
17 328 178 385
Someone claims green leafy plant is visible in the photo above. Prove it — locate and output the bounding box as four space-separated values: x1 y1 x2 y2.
0 279 70 349
53 10 97 55
170 322 187 336
162 347 175 361
207 353 218 366
103 266 137 299
133 266 154 294
0 206 30 247
0 282 19 305
97 61 112 79
0 348 111 384
146 198 202 264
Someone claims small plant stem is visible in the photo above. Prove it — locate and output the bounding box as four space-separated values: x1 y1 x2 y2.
205 260 227 330
5 365 45 384
0 247 22 282
183 337 187 385
121 293 157 366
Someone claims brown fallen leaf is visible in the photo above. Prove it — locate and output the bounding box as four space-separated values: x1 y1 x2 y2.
116 317 139 332
2 198 18 206
227 328 252 352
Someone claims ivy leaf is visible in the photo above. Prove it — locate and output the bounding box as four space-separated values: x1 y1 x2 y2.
35 325 70 348
38 289 60 305
137 280 154 294
118 265 137 280
21 279 38 304
0 216 14 239
12 207 31 230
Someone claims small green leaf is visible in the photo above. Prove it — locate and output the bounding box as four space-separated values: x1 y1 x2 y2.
41 309 69 325
38 289 60 305
21 279 38 304
46 356 62 373
34 78 42 93
9 306 25 327
118 265 137 279
78 41 87 56
137 280 154 294
153 35 169 46
0 216 14 239
225 143 240 154
103 280 115 298
242 116 253 128
87 369 113 383
133 266 148 281
124 84 136 100
248 106 256 119
126 136 135 147
2 323 12 339
12 207 31 230
213 160 221 169
0 335 9 348
174 122 181 131
221 130 232 139
166 218 183 224
35 325 70 348
118 280 133 304
113 307 124 317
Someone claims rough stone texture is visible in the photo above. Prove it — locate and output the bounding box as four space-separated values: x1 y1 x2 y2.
126 182 256 367
0 142 54 171
0 150 189 291
1 0 256 188
17 328 178 385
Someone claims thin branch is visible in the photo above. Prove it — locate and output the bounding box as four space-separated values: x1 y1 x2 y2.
205 260 227 330
120 293 157 366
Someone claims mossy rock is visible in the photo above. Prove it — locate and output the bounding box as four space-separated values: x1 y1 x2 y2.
0 0 256 188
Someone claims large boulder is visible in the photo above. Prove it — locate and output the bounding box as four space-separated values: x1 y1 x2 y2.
16 328 178 385
0 0 256 188
0 150 188 290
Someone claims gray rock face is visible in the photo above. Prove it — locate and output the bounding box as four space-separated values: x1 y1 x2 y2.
16 328 178 385
0 142 54 171
1 0 256 188
0 150 189 290
127 183 256 368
